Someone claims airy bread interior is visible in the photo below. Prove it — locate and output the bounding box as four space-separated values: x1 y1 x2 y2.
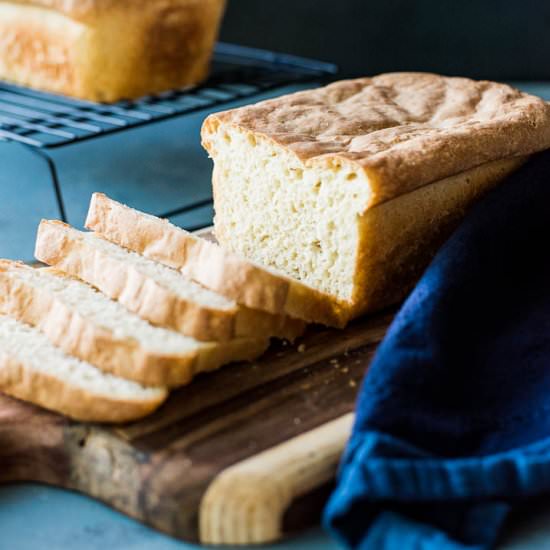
0 315 165 400
210 125 371 303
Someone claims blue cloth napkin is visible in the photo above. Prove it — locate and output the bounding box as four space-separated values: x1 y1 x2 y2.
324 150 550 550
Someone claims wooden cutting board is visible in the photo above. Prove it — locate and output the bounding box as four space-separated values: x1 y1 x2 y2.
0 304 394 545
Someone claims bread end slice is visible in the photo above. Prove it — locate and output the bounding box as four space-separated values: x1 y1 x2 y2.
0 315 167 423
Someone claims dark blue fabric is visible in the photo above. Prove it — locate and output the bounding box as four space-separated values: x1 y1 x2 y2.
324 150 550 549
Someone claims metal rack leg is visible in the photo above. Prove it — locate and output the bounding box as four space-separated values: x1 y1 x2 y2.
20 145 67 222
158 197 214 219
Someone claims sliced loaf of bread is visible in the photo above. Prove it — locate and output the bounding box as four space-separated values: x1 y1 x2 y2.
0 261 269 387
34 220 304 342
86 193 343 325
0 315 167 423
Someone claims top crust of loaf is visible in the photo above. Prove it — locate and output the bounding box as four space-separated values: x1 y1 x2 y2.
5 0 220 22
202 73 550 208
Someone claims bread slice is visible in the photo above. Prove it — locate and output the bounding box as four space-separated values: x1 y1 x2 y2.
34 220 305 342
201 74 550 323
85 192 344 325
0 260 269 387
0 314 167 423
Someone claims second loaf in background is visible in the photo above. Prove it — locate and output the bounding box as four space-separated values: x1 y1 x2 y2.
0 0 227 101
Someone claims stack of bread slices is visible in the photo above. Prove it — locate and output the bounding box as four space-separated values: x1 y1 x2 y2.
0 193 325 423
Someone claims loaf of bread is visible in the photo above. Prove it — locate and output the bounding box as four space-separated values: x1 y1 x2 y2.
0 314 167 422
0 260 269 387
0 0 226 101
86 193 341 324
34 220 305 341
202 73 550 326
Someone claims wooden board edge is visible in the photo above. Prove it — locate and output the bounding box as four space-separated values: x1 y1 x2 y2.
198 413 354 545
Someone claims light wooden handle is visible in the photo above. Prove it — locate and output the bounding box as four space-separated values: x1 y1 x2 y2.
199 413 354 545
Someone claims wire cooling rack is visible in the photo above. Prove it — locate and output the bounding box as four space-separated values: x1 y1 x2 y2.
0 43 337 222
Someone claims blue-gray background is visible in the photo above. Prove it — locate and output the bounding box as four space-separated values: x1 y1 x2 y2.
221 0 547 80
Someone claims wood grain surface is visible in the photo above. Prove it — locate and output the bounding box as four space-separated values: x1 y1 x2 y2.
0 307 394 544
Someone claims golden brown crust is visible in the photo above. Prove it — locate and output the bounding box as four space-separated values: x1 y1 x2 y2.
0 351 167 423
34 220 303 341
202 73 550 208
85 193 346 326
0 260 269 387
0 0 226 101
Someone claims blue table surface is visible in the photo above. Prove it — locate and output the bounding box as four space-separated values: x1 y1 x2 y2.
1 82 550 550
0 484 338 550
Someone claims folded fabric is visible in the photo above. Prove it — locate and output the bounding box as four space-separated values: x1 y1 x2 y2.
324 150 550 550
